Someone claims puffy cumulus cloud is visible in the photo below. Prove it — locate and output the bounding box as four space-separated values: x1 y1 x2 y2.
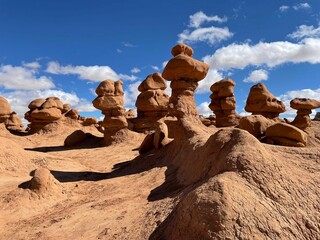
197 101 212 116
123 81 141 108
0 63 54 90
197 69 224 94
278 88 320 117
243 69 268 83
293 3 311 10
279 5 290 12
288 24 320 40
131 67 141 73
203 38 320 70
1 89 79 119
178 27 233 45
188 11 227 28
46 61 137 82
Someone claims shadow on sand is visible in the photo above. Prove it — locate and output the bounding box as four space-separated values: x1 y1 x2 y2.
21 142 182 201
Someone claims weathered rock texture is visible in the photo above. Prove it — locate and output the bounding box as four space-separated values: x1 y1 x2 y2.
245 83 285 118
133 72 169 132
92 79 132 145
0 96 24 131
209 78 240 127
265 122 307 147
162 43 209 140
0 96 11 122
290 98 320 130
25 97 64 133
5 112 24 132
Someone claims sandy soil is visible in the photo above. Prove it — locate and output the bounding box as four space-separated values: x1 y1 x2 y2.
0 121 319 239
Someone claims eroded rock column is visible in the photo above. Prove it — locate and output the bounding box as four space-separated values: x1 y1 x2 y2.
209 78 240 127
290 98 320 130
162 43 209 140
92 80 129 145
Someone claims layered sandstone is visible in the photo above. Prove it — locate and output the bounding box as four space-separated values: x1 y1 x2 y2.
245 83 285 118
134 72 169 132
25 97 64 133
92 80 131 145
290 98 320 130
209 78 240 127
162 43 209 140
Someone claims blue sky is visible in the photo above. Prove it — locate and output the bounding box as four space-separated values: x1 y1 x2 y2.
1 0 320 123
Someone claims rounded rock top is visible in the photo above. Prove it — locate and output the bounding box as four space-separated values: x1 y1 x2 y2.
290 98 320 110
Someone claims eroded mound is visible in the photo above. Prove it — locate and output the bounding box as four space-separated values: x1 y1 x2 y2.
151 128 320 239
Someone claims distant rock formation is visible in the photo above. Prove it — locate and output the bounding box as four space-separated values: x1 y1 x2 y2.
314 112 320 121
0 96 11 122
162 43 209 140
134 72 169 132
290 98 320 130
0 96 24 132
245 83 285 119
25 97 64 133
4 112 24 132
92 79 134 145
209 78 240 127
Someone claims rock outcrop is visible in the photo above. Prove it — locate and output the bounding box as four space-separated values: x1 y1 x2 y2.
25 97 64 133
134 72 169 132
265 122 307 147
0 96 11 122
162 43 209 140
0 96 24 131
245 83 285 118
92 79 132 145
290 98 320 130
314 112 320 121
209 78 240 127
5 112 24 132
238 114 276 138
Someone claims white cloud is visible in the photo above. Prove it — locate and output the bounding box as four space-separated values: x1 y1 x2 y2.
162 61 169 69
197 101 212 116
46 61 137 82
243 69 268 83
288 24 320 40
189 11 227 28
278 88 320 118
279 5 290 12
178 26 233 45
122 42 137 48
203 38 320 70
293 3 311 10
131 67 141 73
123 81 141 108
22 61 41 69
0 64 54 90
151 65 160 71
197 69 224 94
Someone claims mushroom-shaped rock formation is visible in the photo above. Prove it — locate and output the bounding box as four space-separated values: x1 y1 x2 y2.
209 78 240 127
93 79 133 145
245 83 285 119
290 98 320 130
134 72 169 132
162 43 209 140
0 96 11 122
25 97 64 133
5 112 24 132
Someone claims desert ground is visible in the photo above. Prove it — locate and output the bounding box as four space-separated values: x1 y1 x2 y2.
1 118 319 240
